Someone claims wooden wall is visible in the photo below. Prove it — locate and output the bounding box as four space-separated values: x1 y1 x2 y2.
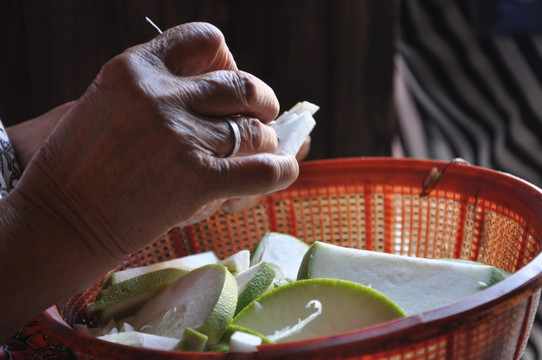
0 0 397 160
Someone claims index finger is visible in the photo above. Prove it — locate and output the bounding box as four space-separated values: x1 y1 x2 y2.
148 22 238 75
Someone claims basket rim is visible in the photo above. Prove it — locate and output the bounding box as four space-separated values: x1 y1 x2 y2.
38 157 542 358
291 157 542 201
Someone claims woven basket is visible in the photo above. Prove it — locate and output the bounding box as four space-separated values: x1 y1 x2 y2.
39 158 542 360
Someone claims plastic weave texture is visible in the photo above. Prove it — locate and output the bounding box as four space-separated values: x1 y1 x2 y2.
39 158 542 360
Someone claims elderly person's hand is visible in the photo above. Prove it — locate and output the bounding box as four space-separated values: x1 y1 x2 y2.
184 135 311 224
0 22 299 341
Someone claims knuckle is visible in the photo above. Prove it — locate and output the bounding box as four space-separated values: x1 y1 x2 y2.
241 118 277 152
96 51 149 95
180 22 226 49
232 71 258 108
230 71 279 122
196 22 227 50
97 53 133 85
96 50 173 105
243 118 263 143
161 22 230 74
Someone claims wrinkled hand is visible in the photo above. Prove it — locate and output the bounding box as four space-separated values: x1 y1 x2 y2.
13 22 299 260
190 137 311 221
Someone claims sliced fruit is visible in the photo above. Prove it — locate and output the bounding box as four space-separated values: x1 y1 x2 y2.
97 331 181 351
206 343 230 353
104 251 218 287
441 258 510 284
231 278 405 343
179 327 208 352
132 264 237 345
270 101 318 156
218 250 250 275
221 324 273 346
286 101 320 116
91 268 187 324
229 331 263 352
234 262 276 315
298 241 509 315
250 232 309 285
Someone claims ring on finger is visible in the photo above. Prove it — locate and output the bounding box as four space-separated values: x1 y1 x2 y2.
223 118 241 158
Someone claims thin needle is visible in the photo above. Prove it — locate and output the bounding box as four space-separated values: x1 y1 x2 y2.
145 17 163 34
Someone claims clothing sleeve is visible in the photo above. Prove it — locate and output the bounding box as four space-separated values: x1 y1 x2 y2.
0 120 21 197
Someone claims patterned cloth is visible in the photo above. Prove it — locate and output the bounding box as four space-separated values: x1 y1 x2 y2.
1 321 76 360
0 122 20 197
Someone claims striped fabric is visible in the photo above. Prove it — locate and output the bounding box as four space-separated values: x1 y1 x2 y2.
395 0 542 189
395 1 542 359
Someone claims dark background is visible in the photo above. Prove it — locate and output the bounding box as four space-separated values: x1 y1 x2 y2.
0 0 397 160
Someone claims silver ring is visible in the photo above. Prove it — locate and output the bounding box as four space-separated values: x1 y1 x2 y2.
223 118 241 158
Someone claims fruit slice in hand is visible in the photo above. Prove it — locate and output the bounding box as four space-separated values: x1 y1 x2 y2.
104 251 218 287
286 101 320 116
91 268 187 324
234 262 276 315
270 101 318 156
298 241 509 315
132 264 237 345
250 232 308 286
97 331 182 351
222 101 318 212
231 278 405 343
218 250 250 275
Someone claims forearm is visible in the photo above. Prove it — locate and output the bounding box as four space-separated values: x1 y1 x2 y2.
6 102 73 170
0 188 122 342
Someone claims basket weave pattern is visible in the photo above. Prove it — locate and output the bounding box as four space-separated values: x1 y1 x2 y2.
46 158 542 360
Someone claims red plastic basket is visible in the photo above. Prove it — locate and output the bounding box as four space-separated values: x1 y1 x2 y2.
39 158 542 359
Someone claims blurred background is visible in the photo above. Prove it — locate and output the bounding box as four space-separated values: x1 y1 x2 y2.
0 0 398 161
